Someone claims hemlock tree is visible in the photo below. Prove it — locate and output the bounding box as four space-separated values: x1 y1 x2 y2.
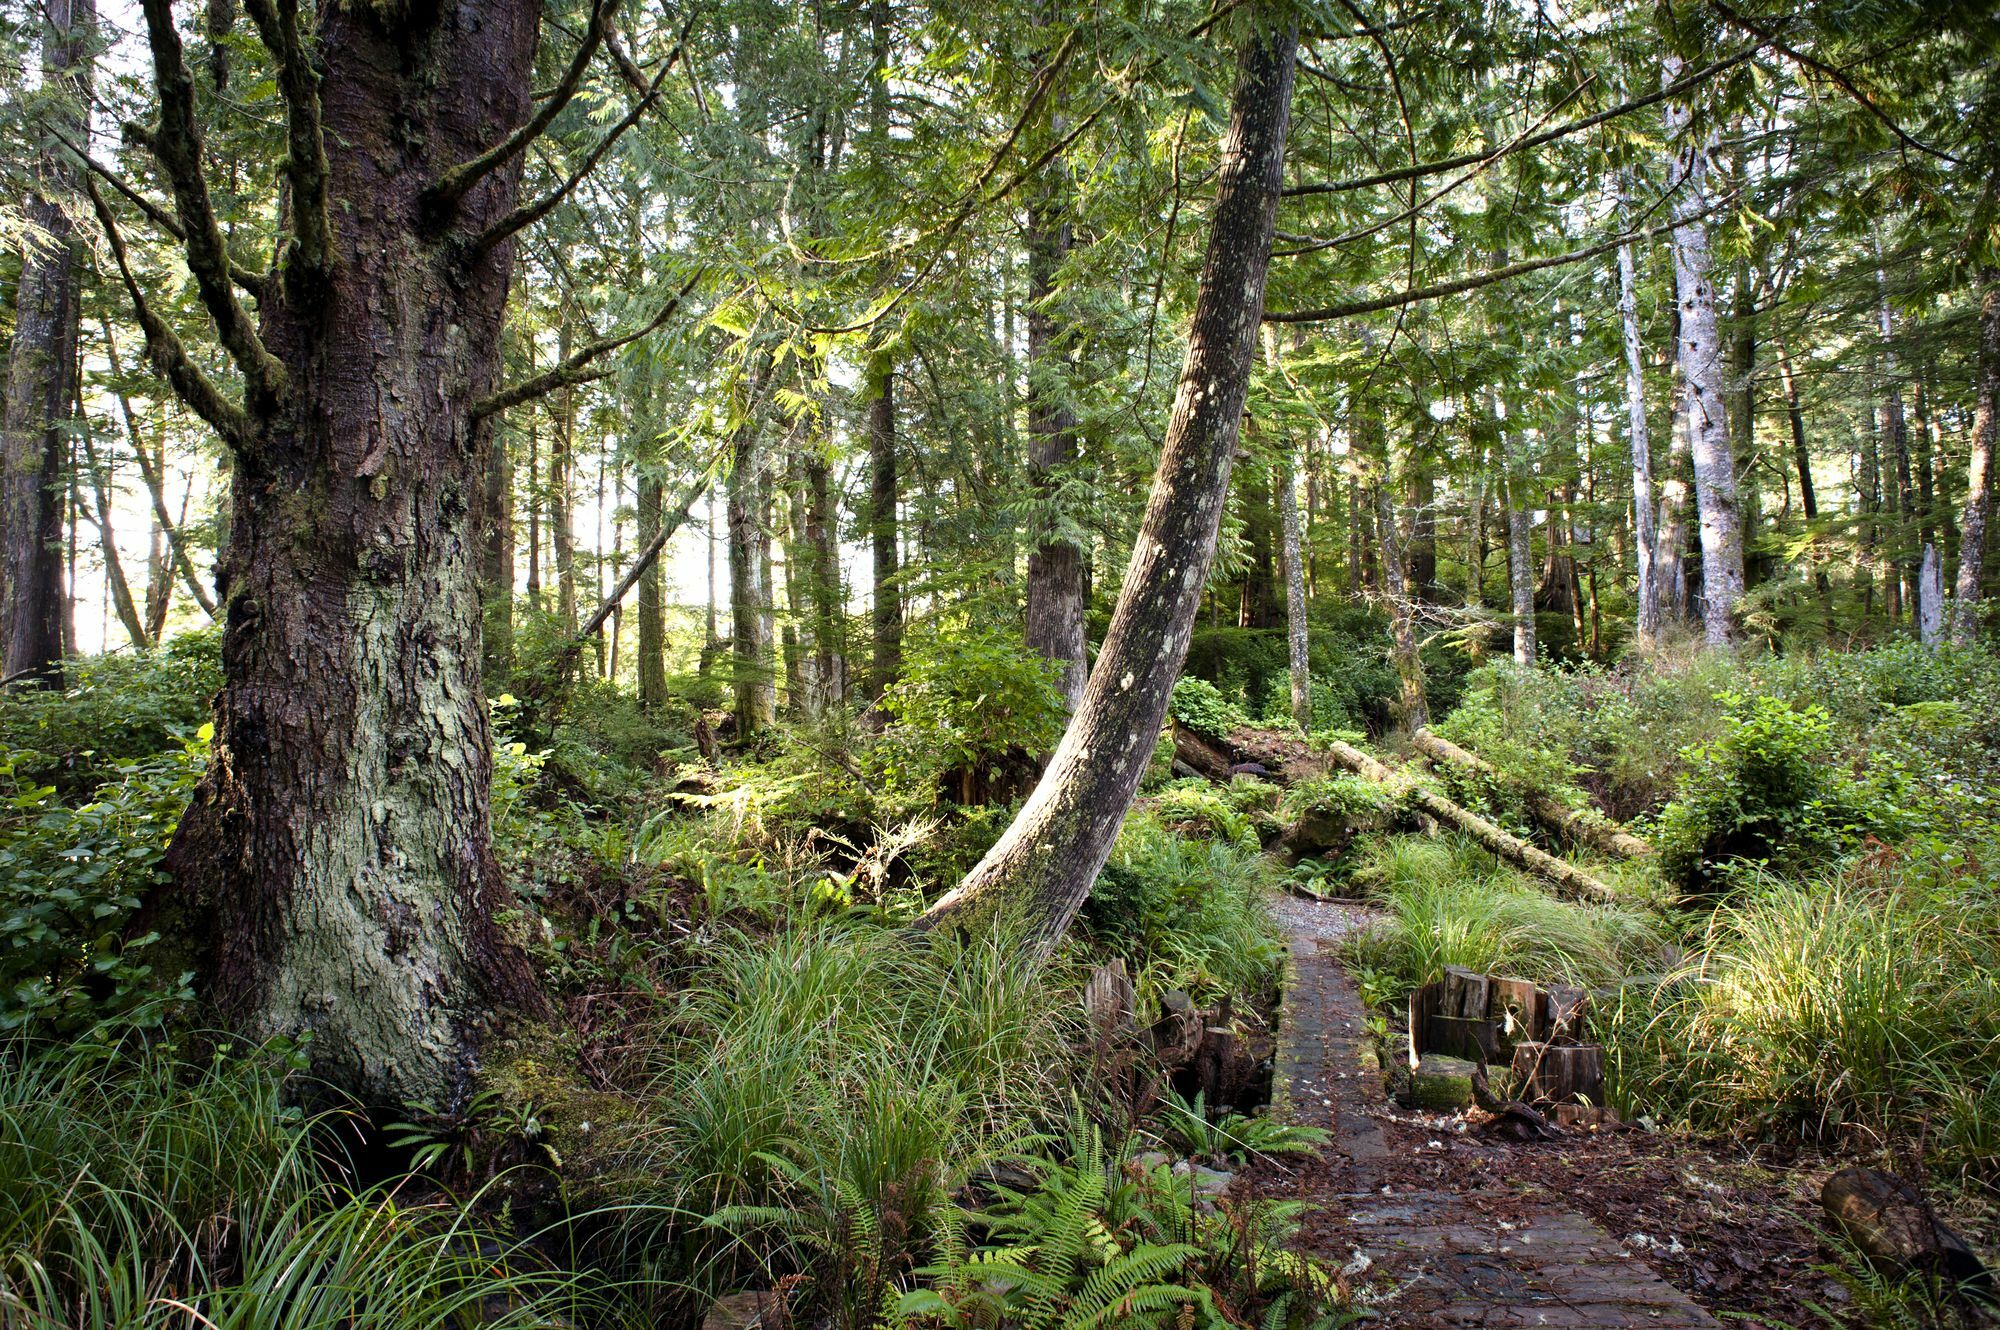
99 0 682 1110
916 6 1297 944
2 0 91 686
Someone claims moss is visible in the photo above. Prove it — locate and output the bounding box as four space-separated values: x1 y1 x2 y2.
482 1025 642 1183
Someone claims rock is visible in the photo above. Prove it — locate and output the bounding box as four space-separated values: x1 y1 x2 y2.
1172 1160 1235 1211
1132 1150 1173 1173
1822 1168 1992 1295
1394 1054 1478 1112
701 1291 784 1330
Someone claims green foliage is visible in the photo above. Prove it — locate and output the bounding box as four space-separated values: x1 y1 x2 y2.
1168 676 1246 743
0 1034 616 1328
1159 1091 1328 1166
1343 837 1665 1001
1605 857 2000 1171
891 1113 1350 1330
0 735 206 1034
1084 812 1283 1002
1654 695 1881 891
1151 776 1276 848
0 629 220 796
880 627 1069 799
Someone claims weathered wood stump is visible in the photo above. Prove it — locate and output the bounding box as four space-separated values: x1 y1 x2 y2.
1510 1040 1606 1107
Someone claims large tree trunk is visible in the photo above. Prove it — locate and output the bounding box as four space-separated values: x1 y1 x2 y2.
1501 415 1537 666
865 350 901 701
156 0 543 1111
1662 53 1744 647
1952 274 1998 642
1023 162 1089 714
2 0 91 686
1657 366 1693 622
802 450 845 715
916 12 1296 943
1617 231 1662 651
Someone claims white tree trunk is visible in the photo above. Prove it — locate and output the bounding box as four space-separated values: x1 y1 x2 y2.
1617 222 1661 651
1951 276 1996 642
1662 52 1744 647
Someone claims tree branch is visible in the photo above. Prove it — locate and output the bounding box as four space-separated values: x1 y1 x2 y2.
423 0 617 225
469 39 680 255
100 312 220 618
1282 50 1754 198
1707 0 1960 165
48 125 268 297
86 176 250 447
471 267 702 420
136 0 285 403
1264 196 1728 323
241 0 332 292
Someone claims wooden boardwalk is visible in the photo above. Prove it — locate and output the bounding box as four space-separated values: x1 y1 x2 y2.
1267 895 1722 1329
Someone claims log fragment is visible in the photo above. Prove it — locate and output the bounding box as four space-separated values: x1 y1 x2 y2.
1322 739 1618 901
1412 727 1652 860
1172 723 1236 781
1510 1040 1605 1107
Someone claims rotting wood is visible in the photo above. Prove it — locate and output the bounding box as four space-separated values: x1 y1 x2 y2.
1322 738 1618 901
1412 727 1652 860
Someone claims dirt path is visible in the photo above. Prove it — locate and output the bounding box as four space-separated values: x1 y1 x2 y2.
1258 894 1835 1329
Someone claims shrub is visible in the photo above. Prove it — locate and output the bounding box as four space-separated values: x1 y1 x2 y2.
0 734 206 1034
1084 812 1282 1001
1168 676 1246 743
0 628 219 795
1654 694 1879 890
879 627 1068 802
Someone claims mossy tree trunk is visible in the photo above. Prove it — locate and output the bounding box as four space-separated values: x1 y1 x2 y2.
139 0 547 1110
1952 274 1998 642
916 10 1297 944
2 0 91 687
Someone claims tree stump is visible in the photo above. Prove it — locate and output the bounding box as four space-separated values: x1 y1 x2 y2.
1510 1040 1605 1107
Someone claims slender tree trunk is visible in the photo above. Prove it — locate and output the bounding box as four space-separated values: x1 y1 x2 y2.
2 0 91 686
1662 52 1744 647
635 462 668 710
155 0 543 1110
917 13 1296 943
865 350 901 701
1951 275 1998 642
1023 156 1089 713
1658 362 1692 622
1727 261 1762 587
1407 458 1437 601
551 322 578 635
480 416 515 682
1617 233 1661 650
1278 450 1312 731
525 420 541 605
1375 484 1428 727
80 432 151 650
728 372 775 734
1776 337 1815 520
803 450 844 714
1875 253 1917 625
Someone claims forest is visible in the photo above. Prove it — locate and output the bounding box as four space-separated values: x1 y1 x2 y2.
1 0 1998 1323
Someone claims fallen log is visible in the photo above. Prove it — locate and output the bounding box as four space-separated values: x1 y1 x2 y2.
1322 738 1617 902
1412 728 1651 861
1172 724 1236 781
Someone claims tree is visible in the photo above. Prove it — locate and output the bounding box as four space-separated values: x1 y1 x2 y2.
1953 276 1997 641
1617 223 1662 650
916 7 1297 944
2 0 91 686
100 0 693 1109
1662 49 1745 646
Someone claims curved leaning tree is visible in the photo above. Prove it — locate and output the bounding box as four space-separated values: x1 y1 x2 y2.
95 0 681 1111
917 6 1299 947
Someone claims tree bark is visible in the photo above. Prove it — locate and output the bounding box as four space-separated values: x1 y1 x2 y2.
1775 336 1816 521
1376 484 1428 728
1952 275 1997 642
865 349 901 701
2 0 91 686
1662 52 1744 647
1617 229 1661 651
728 370 775 735
480 414 515 682
916 12 1297 944
550 320 579 636
150 0 543 1110
802 449 845 715
1278 451 1312 731
1024 154 1089 714
635 464 668 710
1500 402 1537 666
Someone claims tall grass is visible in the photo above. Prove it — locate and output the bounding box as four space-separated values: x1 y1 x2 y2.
0 1034 615 1329
596 919 1079 1325
1607 866 2000 1175
1346 836 1666 995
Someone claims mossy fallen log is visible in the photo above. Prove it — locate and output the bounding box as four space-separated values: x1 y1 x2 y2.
1411 728 1652 861
1322 738 1617 902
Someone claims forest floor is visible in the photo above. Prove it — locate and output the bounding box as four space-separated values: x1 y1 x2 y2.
1250 890 1848 1330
